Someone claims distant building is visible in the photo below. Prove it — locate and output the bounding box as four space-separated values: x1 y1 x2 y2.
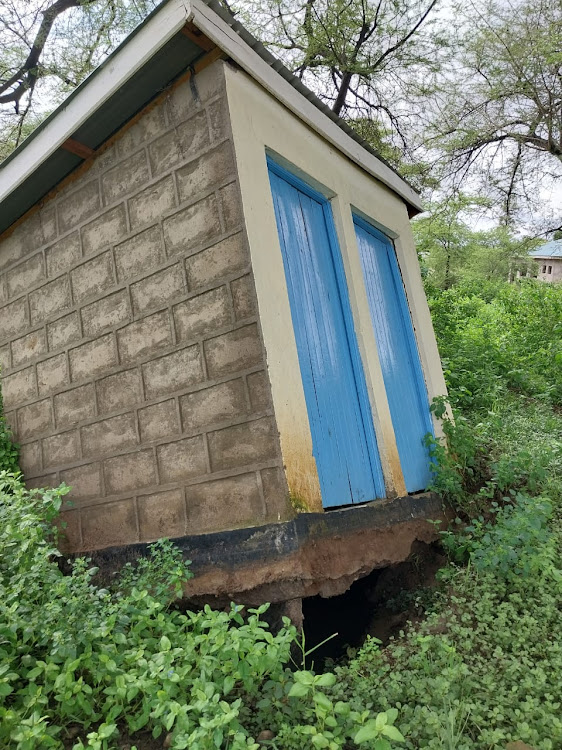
530 239 562 282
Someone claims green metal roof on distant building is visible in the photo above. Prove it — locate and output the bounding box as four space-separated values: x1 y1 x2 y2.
529 239 562 259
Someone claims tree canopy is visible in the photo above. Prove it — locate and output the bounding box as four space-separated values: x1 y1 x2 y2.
1 0 561 235
425 0 562 231
0 0 157 159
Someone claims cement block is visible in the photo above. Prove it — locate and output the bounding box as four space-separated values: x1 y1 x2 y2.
90 143 119 176
130 263 185 316
138 489 186 541
96 368 142 414
82 499 139 549
81 413 138 458
148 110 209 177
128 176 176 230
220 181 243 231
60 462 102 500
47 312 81 351
56 509 82 552
6 253 45 299
173 286 231 342
166 63 225 125
203 324 263 378
0 215 43 272
81 290 130 337
11 329 47 367
103 449 157 493
69 333 116 381
42 430 81 469
114 225 165 282
2 366 36 407
208 417 278 471
176 141 234 203
26 474 57 491
163 195 221 257
46 232 81 278
29 276 71 324
0 344 11 372
70 251 115 304
39 206 57 245
180 378 247 431
185 232 248 290
138 399 180 442
231 274 256 320
185 472 263 534
142 345 203 399
37 353 69 396
1 297 28 340
54 384 96 428
207 97 230 142
101 151 150 205
19 441 42 477
260 466 291 520
18 398 53 439
247 370 272 412
58 180 101 234
118 103 168 157
116 311 172 364
81 205 128 256
157 435 208 483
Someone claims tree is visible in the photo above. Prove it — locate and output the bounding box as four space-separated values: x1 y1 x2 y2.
426 0 562 231
413 195 538 288
230 0 443 174
0 0 157 158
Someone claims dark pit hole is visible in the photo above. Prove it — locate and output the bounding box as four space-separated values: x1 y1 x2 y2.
300 541 446 669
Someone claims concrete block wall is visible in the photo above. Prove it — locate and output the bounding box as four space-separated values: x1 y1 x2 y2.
0 61 292 552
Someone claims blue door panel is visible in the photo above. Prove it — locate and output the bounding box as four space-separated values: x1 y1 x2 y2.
354 217 433 493
268 164 385 507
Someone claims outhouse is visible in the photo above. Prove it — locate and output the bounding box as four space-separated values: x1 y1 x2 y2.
0 0 448 603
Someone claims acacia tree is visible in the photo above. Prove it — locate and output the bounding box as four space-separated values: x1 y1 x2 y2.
0 0 157 158
427 0 562 230
230 0 443 175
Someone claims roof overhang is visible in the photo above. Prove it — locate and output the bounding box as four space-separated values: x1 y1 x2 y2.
0 0 422 238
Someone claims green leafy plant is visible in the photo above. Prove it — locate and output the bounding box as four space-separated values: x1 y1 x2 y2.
0 379 19 475
0 473 297 749
267 670 405 749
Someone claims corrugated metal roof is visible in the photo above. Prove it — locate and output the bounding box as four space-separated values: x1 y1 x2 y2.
530 239 562 258
0 0 419 237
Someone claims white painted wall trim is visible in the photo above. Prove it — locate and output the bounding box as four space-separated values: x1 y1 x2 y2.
0 0 192 203
191 0 423 213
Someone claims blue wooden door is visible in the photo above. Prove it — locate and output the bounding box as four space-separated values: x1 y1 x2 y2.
354 216 433 493
268 162 385 507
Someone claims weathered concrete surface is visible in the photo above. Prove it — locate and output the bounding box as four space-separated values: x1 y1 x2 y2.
82 492 448 605
0 60 292 551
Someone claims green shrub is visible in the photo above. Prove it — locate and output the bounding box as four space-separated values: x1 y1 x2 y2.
0 378 19 474
0 474 389 750
427 280 562 411
0 473 296 749
331 493 562 749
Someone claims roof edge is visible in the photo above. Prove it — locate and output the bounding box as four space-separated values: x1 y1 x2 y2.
192 0 423 214
0 0 192 204
0 0 423 224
